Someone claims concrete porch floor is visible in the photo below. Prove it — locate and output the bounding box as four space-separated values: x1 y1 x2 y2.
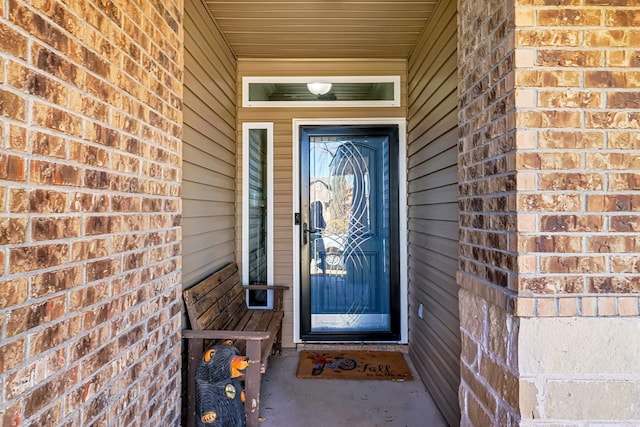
258 349 448 427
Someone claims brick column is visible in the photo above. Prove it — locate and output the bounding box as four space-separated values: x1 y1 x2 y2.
459 0 640 425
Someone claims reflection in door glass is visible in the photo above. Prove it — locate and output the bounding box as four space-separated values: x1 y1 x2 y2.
247 128 268 306
308 136 390 332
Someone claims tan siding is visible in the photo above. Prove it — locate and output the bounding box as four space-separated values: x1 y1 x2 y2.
407 0 460 425
183 0 237 287
237 59 407 348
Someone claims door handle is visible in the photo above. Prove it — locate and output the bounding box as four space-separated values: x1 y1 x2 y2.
302 222 309 245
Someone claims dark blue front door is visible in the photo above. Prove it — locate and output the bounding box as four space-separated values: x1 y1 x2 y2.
300 125 400 341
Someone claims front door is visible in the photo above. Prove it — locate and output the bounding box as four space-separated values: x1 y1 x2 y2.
300 125 400 341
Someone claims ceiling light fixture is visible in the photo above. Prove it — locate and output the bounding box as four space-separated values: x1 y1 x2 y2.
306 82 332 95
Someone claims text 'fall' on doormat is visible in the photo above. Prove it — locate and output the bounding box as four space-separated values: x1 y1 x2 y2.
296 350 413 381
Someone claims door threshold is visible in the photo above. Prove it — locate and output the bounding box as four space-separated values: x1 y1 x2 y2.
296 342 409 353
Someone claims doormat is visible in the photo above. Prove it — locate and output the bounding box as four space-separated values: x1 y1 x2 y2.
296 350 413 381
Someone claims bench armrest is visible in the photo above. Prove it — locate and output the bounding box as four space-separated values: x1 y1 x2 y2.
183 329 270 341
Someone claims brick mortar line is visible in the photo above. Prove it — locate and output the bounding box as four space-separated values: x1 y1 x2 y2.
0 279 182 399
0 216 181 236
0 258 181 307
0 76 182 159
15 0 184 87
0 33 182 145
30 313 182 424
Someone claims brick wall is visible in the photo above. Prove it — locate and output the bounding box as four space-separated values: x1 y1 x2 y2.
513 0 640 316
513 2 640 424
459 0 640 425
457 0 521 424
0 1 183 425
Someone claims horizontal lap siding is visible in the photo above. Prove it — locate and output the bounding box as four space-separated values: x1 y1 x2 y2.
236 59 407 348
407 1 460 425
183 0 237 287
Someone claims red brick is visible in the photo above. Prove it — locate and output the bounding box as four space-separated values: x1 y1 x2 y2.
610 215 640 232
586 70 640 88
538 9 602 26
32 216 81 241
85 215 121 236
29 315 77 358
5 295 66 338
516 110 582 128
586 111 640 129
71 239 110 262
537 49 605 67
9 188 68 214
33 103 82 137
9 243 69 274
517 194 581 212
30 160 82 186
539 173 604 191
516 70 581 87
0 153 26 181
606 49 640 67
541 214 604 232
0 22 27 58
541 255 606 274
588 235 638 253
585 30 640 47
589 276 640 293
32 131 66 158
606 10 640 27
520 276 584 294
31 266 82 299
609 173 640 191
611 256 640 273
69 141 109 167
0 402 22 427
608 91 640 108
30 402 63 427
71 193 110 213
519 235 583 253
539 130 604 149
24 371 76 419
8 125 27 151
539 90 601 108
516 29 581 47
0 278 27 309
33 45 82 86
609 132 640 149
0 89 26 122
0 217 27 244
601 195 640 212
86 259 117 282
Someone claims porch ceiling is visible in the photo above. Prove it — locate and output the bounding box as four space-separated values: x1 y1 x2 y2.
204 0 438 59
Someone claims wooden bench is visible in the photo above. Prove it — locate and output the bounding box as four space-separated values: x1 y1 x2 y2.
182 262 288 427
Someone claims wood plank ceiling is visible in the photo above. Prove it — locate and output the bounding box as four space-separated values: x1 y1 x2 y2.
204 0 438 59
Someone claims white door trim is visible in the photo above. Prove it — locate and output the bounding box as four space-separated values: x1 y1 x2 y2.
292 118 408 344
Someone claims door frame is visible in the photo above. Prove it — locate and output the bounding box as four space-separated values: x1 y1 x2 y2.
292 118 408 344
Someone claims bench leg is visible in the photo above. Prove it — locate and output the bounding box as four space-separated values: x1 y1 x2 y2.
186 339 203 427
245 340 261 427
274 324 283 355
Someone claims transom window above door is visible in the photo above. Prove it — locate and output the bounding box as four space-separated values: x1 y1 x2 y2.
242 76 401 108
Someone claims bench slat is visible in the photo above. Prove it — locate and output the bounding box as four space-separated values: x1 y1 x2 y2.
184 263 243 329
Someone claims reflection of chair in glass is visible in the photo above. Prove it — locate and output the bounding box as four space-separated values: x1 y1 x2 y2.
310 201 326 273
